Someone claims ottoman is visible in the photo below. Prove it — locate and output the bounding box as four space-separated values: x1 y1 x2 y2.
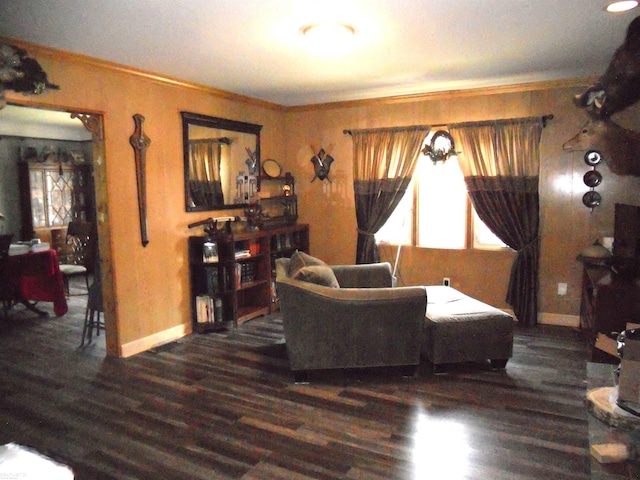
421 286 514 370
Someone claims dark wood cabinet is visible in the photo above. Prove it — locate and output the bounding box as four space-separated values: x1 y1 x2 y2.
580 261 640 362
189 224 309 331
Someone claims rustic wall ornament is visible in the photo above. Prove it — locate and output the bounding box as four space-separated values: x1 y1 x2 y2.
129 114 151 247
309 145 334 183
581 150 603 211
70 112 103 140
0 43 59 108
421 130 458 164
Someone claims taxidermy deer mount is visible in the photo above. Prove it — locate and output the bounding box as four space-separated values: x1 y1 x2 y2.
562 117 640 177
567 15 640 177
309 144 334 183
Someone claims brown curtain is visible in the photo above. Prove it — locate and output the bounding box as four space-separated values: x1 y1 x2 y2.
449 117 543 326
188 140 224 207
350 126 430 264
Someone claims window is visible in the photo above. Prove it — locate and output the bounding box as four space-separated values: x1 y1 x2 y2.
375 133 507 250
416 155 467 249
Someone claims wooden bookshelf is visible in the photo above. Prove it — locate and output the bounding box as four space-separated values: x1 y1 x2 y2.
188 223 309 331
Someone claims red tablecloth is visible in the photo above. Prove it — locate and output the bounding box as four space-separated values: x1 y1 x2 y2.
6 249 68 316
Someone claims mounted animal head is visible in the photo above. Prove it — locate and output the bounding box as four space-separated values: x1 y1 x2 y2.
563 116 640 177
574 16 640 118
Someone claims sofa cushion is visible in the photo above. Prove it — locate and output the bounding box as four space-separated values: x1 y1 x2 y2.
288 251 340 288
292 265 340 288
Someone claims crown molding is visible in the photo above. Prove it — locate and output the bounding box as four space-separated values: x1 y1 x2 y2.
283 77 597 112
2 36 596 114
1 36 285 112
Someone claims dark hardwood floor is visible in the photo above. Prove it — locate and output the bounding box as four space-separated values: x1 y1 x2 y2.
0 282 593 479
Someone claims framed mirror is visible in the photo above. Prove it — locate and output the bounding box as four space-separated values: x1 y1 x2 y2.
182 112 262 211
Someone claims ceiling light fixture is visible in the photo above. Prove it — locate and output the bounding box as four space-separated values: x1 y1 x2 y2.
606 1 638 12
301 23 356 55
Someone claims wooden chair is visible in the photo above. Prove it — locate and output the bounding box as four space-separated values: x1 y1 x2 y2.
58 221 94 296
81 276 104 346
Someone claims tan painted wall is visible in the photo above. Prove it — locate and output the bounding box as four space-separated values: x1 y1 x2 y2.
285 88 640 316
3 42 286 355
5 40 640 356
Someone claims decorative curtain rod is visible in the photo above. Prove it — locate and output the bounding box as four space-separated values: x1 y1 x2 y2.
188 137 231 145
449 114 554 129
343 125 431 136
344 115 554 136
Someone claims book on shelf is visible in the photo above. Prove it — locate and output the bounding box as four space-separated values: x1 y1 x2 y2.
240 262 256 284
195 295 212 323
196 295 223 323
234 249 251 259
249 240 260 256
235 263 242 288
202 240 219 263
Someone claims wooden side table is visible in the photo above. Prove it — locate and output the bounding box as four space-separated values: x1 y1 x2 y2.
587 362 640 478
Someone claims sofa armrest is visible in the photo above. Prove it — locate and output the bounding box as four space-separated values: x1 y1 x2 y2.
276 258 393 289
331 262 393 288
276 278 427 371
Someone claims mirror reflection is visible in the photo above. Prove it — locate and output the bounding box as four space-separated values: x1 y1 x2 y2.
182 112 262 211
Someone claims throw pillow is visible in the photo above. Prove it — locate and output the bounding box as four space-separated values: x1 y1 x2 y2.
288 250 327 276
287 250 340 288
292 265 340 288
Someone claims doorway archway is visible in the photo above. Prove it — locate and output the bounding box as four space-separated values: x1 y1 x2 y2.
0 103 118 356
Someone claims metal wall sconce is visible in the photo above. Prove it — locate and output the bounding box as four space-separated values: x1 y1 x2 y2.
582 150 603 211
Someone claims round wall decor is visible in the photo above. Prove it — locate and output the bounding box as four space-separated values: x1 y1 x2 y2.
584 150 602 166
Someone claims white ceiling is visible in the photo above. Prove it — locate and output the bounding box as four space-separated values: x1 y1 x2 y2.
0 105 92 140
0 0 637 107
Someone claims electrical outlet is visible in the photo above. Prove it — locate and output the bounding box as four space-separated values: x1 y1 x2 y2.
443 277 451 287
558 283 568 296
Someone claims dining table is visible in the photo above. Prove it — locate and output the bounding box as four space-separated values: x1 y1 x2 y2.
2 248 68 317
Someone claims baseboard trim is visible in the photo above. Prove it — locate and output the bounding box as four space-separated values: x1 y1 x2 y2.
538 312 580 328
120 323 191 358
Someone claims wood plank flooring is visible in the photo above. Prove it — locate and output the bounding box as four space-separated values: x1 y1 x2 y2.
0 287 593 479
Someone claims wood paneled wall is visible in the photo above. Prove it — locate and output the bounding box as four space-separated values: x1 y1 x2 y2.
285 87 640 319
2 39 287 356
3 38 639 356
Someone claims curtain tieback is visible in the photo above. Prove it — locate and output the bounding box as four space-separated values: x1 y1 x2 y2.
357 229 374 236
518 237 539 253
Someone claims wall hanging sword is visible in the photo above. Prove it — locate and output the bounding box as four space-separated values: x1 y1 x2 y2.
129 114 151 247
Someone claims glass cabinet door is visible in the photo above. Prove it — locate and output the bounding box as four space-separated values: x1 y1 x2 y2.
29 166 74 229
44 168 73 226
29 169 46 228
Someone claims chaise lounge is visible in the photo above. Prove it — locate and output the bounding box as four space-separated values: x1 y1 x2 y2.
422 285 514 371
275 253 427 382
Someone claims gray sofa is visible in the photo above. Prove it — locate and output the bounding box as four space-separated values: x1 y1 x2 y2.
275 257 427 382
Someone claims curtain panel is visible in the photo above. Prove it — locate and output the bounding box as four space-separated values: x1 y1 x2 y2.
188 140 224 206
350 126 430 264
449 118 543 326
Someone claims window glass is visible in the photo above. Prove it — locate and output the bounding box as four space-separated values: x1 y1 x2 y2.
374 177 413 245
375 130 506 251
417 155 467 249
472 210 508 249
